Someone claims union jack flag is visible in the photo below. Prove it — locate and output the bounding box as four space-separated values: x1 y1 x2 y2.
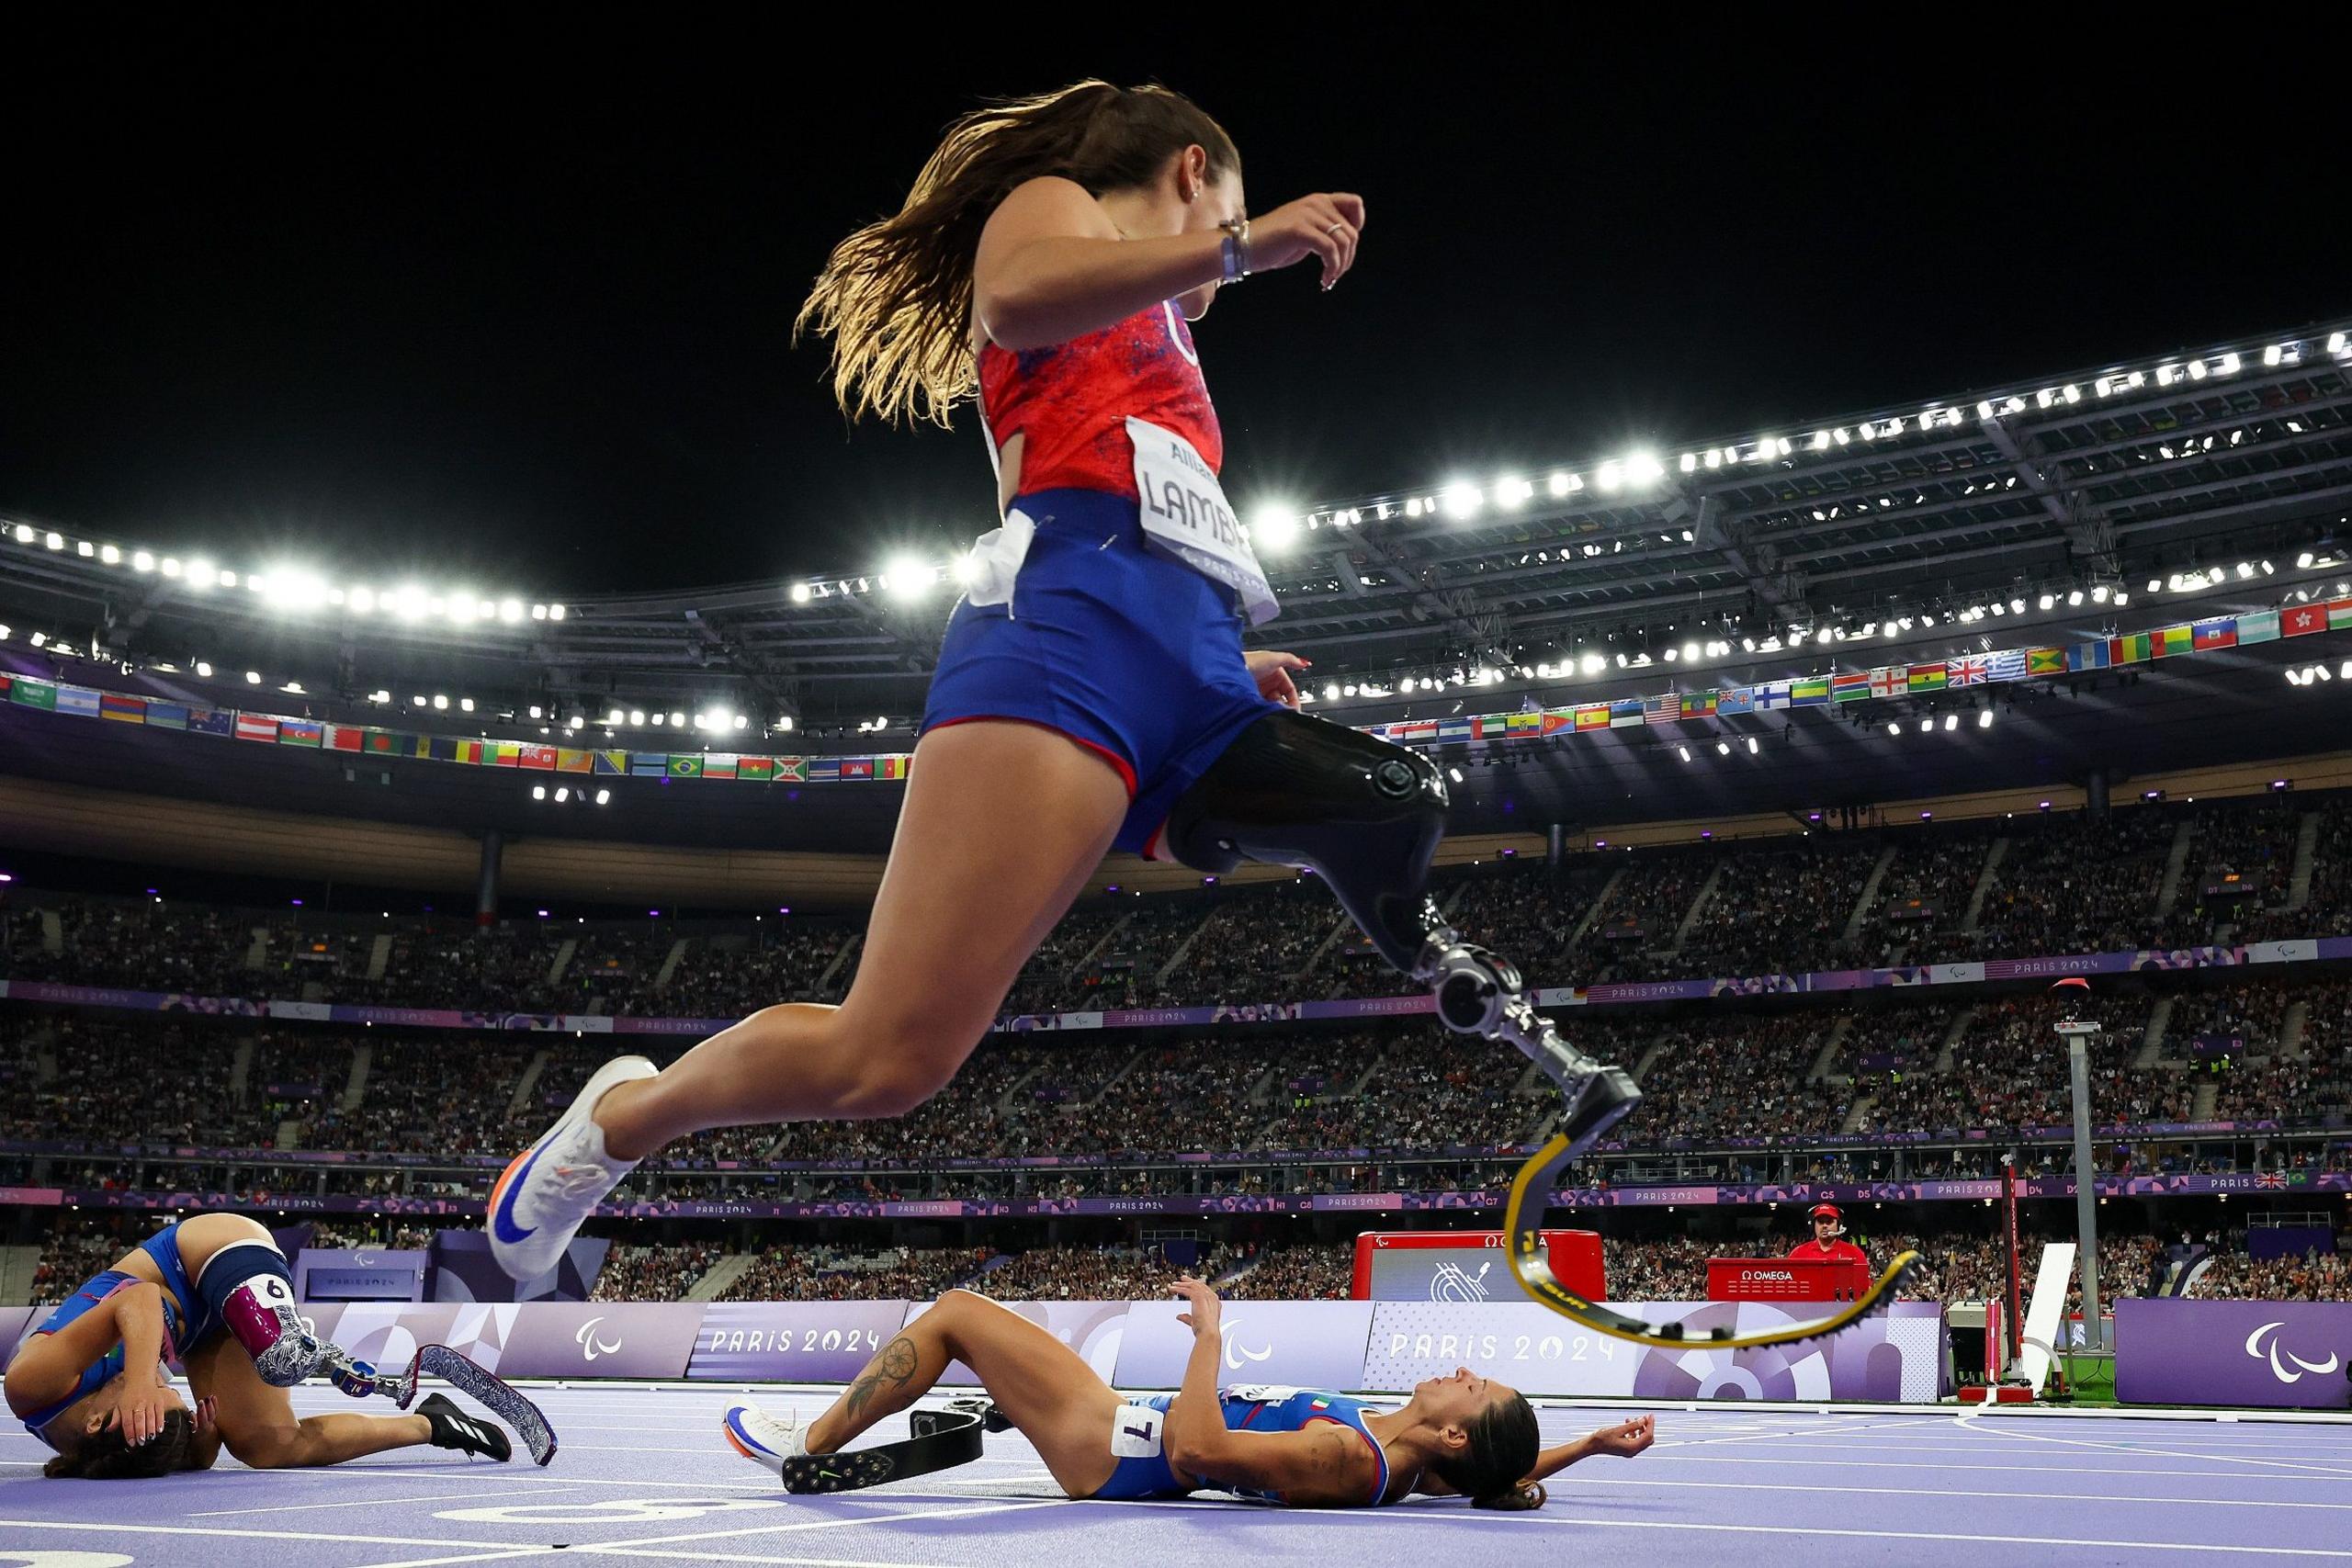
2256 1172 2286 1189
1950 654 1994 687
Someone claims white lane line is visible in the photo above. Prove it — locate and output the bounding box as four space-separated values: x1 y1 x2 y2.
190 1483 584 1517
1962 1415 2352 1480
1566 1474 2352 1511
1648 1453 2350 1482
0 1518 555 1550
591 1499 1063 1550
348 1553 558 1568
1498 1517 2352 1557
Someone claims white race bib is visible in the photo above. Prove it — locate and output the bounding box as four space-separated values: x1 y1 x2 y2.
1127 416 1279 626
1109 1402 1167 1459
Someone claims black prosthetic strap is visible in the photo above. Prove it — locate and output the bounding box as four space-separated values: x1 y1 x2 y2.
775 1404 989 1495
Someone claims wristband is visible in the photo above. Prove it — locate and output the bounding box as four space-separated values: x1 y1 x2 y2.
1219 218 1251 283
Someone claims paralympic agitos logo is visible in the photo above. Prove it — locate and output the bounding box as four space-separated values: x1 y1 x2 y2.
2244 1321 2342 1384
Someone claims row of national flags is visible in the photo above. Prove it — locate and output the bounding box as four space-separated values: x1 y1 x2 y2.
6 599 2348 779
1362 601 2352 747
0 671 910 784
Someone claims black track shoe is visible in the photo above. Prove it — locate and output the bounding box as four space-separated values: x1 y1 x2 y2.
421 1393 513 1462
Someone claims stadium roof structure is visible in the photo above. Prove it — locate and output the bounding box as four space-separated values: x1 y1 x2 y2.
4 318 2349 860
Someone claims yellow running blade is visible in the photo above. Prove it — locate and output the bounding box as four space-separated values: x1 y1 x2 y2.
1502 1132 1923 1351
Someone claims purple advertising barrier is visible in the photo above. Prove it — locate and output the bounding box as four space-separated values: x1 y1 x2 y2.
311 1303 459 1372
432 1228 608 1303
2116 1298 2352 1409
905 1299 1132 1386
687 1302 910 1382
0 1304 36 1363
296 1248 428 1303
1363 1302 1945 1403
1114 1299 1376 1392
425 1303 704 1379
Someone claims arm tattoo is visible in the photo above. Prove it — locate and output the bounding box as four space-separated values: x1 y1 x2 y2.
841 1335 921 1422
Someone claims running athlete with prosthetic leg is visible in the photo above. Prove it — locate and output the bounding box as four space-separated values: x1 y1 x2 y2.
484 78 1638 1288
5 1212 512 1478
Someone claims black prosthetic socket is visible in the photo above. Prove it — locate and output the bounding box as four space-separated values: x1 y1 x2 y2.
1164 712 1641 1149
1163 710 1448 971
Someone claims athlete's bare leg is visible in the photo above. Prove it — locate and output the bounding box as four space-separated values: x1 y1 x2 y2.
594 721 1127 1158
803 1290 1124 1498
184 1333 430 1469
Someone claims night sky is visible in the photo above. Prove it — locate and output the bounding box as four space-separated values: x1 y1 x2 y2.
6 17 2342 602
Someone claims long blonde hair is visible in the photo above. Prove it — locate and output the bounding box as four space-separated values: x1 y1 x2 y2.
795 80 1241 428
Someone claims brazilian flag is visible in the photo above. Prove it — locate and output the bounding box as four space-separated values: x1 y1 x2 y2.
668 755 703 778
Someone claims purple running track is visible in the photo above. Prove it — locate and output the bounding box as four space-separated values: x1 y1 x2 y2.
6 1383 2352 1566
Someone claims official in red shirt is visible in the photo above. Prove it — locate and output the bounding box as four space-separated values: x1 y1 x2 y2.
1790 1202 1868 1266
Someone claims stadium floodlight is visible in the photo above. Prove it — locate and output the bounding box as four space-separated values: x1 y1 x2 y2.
2067 590 2084 605
531 604 548 620
194 661 212 677
459 698 475 713
1493 476 1533 508
448 593 478 623
0 624 8 639
1323 682 1340 701
2114 591 2130 606
43 531 63 550
2037 592 2055 610
1447 766 1464 784
499 599 524 623
594 788 610 805
1944 715 1959 731
775 716 794 733
187 558 214 590
732 714 749 731
1678 746 1691 761
98 544 119 564
1918 718 1933 734
532 785 547 801
1715 740 1731 756
2342 661 2352 682
883 553 934 598
1681 642 1700 662
8 524 29 543
28 632 45 648
390 586 429 620
1441 482 1483 519
548 604 566 622
1662 649 1678 663
569 716 585 730
432 694 448 709
527 705 542 719
650 713 665 727
669 712 685 727
2236 561 2255 579
131 550 154 572
554 787 569 803
1979 709 1995 728
1746 736 1758 754
1250 507 1300 550
2092 585 2109 603
1581 653 1604 674
244 671 261 684
1550 471 1575 494
368 690 390 704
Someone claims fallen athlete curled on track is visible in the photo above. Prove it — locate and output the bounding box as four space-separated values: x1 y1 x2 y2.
3 1212 514 1478
722 1278 1654 1508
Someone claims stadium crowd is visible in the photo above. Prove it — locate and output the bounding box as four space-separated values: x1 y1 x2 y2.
6 795 2348 1023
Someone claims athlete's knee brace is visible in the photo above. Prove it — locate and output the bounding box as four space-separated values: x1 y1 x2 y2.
1162 710 1449 971
199 1239 330 1388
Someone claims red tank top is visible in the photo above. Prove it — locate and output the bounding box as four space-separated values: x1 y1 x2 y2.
978 299 1222 502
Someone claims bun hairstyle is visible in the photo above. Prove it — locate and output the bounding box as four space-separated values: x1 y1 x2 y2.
43 1406 196 1480
796 79 1241 428
1426 1389 1545 1510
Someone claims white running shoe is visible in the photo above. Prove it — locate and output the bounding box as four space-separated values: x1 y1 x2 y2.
721 1404 805 1475
486 1055 660 1281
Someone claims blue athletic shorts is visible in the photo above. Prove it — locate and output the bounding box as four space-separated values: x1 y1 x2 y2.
921 488 1282 857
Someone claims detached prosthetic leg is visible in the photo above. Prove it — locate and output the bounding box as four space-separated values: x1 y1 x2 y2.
1162 710 1641 1163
